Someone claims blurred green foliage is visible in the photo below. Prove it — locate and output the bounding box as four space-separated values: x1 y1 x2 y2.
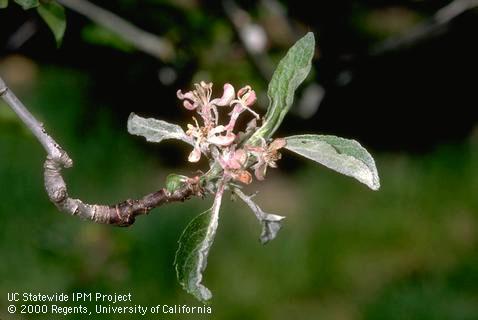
1 66 477 319
81 24 134 53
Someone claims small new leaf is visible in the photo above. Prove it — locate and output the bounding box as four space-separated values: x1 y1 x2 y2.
285 134 380 190
127 113 193 146
249 32 315 144
174 188 223 302
165 174 188 194
14 0 38 10
37 0 66 46
0 0 8 9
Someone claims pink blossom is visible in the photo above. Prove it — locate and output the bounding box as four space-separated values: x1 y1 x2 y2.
177 81 216 125
188 146 201 163
248 138 286 180
178 81 284 182
211 83 235 107
176 90 199 110
207 133 236 146
218 148 252 184
224 85 260 133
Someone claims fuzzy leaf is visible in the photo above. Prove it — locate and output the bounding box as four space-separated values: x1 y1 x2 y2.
249 32 315 144
0 0 8 9
259 213 285 244
14 0 38 9
37 1 66 46
234 189 285 244
285 134 380 190
127 113 193 146
174 189 223 303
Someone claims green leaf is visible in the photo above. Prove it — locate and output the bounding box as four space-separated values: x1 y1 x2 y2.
127 113 193 146
14 0 38 9
0 0 8 9
174 187 224 302
82 24 135 53
249 32 315 144
37 1 66 46
285 134 380 190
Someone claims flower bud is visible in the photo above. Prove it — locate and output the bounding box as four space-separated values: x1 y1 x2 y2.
165 174 188 194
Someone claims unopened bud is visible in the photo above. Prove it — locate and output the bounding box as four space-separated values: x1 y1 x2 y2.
166 174 189 194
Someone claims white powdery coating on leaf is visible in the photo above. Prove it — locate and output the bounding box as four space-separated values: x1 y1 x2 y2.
192 187 223 301
234 189 285 244
285 134 380 190
174 183 225 302
249 32 315 143
127 113 193 146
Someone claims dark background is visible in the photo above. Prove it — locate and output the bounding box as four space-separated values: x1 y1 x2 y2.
1 1 478 319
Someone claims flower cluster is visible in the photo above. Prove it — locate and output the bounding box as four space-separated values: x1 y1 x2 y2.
177 82 285 184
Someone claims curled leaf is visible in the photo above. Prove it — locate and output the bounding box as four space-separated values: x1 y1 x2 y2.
285 134 380 190
127 113 193 146
174 183 224 302
260 214 285 244
234 189 285 244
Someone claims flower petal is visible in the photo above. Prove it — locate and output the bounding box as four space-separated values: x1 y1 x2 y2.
269 138 287 151
208 133 236 146
233 149 247 166
237 85 251 97
244 90 257 106
177 90 195 101
226 149 246 169
254 162 267 180
211 83 235 106
209 125 227 135
183 100 198 110
188 147 201 162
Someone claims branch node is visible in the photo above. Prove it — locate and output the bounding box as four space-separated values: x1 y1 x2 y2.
52 188 68 203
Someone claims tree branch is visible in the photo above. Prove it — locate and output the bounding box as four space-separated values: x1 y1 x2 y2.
0 75 197 226
222 0 274 81
0 76 71 164
57 0 175 61
371 0 478 55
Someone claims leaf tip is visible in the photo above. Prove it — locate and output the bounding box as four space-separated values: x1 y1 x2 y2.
126 112 136 133
37 1 66 47
304 31 315 42
370 176 381 191
127 112 137 121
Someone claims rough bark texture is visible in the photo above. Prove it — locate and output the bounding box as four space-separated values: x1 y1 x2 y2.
1 75 197 227
44 156 196 226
